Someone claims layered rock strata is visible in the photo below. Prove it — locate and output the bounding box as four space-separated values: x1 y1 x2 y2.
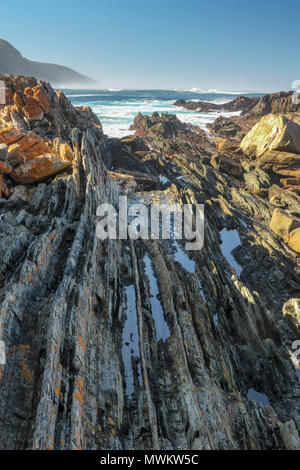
0 75 299 450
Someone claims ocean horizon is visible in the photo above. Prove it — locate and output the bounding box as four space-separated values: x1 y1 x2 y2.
65 88 265 138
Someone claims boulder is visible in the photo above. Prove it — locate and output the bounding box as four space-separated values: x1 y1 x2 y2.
0 127 24 145
240 114 300 158
256 150 300 178
270 208 300 240
286 228 300 253
272 152 300 178
11 153 72 184
207 116 241 137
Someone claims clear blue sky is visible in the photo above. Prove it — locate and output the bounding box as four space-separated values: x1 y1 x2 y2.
1 0 299 91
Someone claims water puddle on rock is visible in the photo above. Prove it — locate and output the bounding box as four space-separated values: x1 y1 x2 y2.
247 388 270 406
172 240 196 274
220 229 242 277
159 176 170 184
143 254 171 342
197 279 207 301
121 285 142 397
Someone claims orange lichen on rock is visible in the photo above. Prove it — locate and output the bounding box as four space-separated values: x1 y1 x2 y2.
23 96 44 120
78 335 85 353
24 87 34 98
0 127 24 145
5 87 14 105
32 86 51 113
14 132 52 162
0 160 12 175
11 153 72 184
73 376 84 405
13 91 24 108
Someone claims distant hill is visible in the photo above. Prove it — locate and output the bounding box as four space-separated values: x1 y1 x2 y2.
0 39 99 88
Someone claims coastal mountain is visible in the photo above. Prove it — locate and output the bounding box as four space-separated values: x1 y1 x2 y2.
0 39 98 88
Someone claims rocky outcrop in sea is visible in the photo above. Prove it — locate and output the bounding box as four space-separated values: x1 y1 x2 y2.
0 75 300 450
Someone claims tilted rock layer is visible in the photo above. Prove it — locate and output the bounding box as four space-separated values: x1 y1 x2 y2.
0 76 300 450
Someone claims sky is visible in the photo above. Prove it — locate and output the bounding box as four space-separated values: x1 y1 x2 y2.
1 0 300 91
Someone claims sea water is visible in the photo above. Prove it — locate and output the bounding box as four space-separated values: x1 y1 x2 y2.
65 89 262 138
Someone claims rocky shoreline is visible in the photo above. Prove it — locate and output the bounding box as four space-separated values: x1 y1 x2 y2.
0 74 300 450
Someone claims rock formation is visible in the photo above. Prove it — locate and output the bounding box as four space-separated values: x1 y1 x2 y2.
174 91 300 118
174 95 258 113
0 75 300 450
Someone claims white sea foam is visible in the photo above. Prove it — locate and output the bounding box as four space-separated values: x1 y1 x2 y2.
68 93 243 138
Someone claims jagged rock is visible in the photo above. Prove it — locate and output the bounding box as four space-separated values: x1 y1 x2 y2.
130 112 185 138
243 169 271 191
240 114 300 158
211 153 243 179
242 91 300 117
279 421 300 450
282 298 300 333
208 115 259 141
0 77 300 451
10 153 72 184
207 116 241 137
175 96 257 113
109 170 158 192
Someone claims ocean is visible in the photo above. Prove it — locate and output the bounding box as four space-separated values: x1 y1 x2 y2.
65 89 263 138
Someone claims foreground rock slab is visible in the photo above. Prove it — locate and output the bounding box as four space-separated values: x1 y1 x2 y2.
10 153 72 184
240 114 300 158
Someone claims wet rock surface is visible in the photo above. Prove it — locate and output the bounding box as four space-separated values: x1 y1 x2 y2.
0 76 300 450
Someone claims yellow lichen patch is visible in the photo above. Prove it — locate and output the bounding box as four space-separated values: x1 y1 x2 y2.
59 143 73 162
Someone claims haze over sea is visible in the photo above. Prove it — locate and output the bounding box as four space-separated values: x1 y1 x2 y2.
65 89 264 138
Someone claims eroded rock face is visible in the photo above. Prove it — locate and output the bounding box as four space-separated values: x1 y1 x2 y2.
0 79 300 451
241 91 300 117
240 114 300 158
